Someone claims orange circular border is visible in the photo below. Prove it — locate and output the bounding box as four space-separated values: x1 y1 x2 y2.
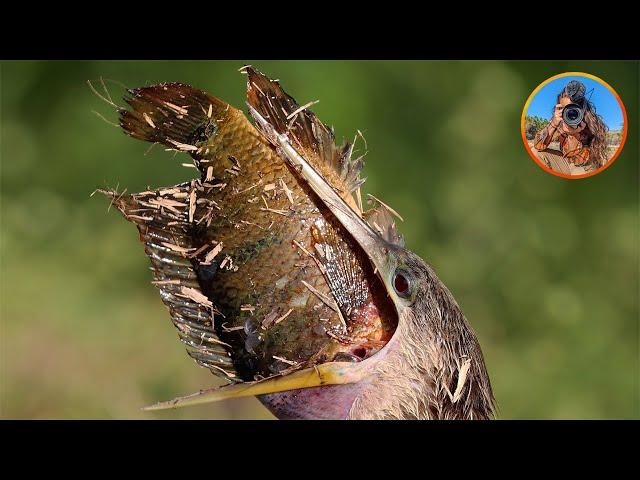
520 72 628 180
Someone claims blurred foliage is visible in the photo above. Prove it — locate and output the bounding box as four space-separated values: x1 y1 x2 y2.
607 130 623 146
525 115 548 140
0 60 637 419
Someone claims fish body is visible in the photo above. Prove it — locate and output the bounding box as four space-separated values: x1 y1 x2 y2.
104 68 398 388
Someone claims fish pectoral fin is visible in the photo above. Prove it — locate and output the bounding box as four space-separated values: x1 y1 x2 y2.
142 362 364 411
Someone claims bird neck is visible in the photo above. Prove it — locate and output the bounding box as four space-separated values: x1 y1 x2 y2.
349 304 495 420
260 292 495 420
258 320 426 420
347 319 437 419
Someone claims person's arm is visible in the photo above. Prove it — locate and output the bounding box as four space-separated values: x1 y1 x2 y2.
534 121 560 150
533 103 563 151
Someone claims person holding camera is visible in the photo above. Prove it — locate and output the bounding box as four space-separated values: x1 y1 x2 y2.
533 80 608 175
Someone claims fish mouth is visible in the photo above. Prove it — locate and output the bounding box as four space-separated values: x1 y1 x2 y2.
142 110 402 412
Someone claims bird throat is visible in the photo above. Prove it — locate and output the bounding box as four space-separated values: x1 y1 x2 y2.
258 382 367 420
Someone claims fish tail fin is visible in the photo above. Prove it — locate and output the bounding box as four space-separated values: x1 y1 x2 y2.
118 83 229 161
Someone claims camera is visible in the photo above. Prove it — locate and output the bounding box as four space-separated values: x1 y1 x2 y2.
562 103 584 127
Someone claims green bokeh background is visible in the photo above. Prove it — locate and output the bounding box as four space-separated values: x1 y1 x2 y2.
1 60 637 419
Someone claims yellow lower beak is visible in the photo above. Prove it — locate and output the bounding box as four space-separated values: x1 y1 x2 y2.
142 362 367 411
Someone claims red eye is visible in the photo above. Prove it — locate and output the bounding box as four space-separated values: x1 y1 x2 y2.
393 271 410 297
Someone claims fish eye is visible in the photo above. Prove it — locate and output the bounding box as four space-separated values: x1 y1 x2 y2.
393 269 411 298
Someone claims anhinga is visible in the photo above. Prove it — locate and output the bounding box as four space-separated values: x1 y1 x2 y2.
98 67 495 419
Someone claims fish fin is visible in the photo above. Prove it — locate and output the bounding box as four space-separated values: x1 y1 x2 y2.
142 361 364 411
244 67 365 199
119 83 229 171
363 204 405 248
98 184 239 382
310 220 371 316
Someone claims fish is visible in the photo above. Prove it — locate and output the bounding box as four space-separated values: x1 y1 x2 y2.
98 67 403 399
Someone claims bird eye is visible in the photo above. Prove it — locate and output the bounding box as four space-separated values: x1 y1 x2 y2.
393 270 411 298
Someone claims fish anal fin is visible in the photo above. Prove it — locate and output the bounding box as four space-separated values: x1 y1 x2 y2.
97 185 238 382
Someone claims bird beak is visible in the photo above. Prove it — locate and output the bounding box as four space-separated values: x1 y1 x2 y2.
141 108 397 412
248 105 394 284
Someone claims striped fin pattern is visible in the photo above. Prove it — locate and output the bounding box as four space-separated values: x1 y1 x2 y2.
100 183 238 382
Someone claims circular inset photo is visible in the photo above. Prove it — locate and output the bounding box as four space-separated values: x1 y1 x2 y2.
521 72 627 179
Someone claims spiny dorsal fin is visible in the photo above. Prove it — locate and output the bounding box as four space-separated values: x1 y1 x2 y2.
245 66 403 247
244 67 365 196
120 83 230 171
98 184 238 383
